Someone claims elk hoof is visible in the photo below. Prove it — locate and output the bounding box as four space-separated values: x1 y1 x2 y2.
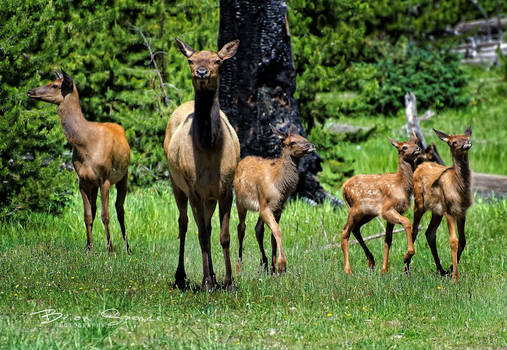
277 259 287 274
344 267 352 274
201 277 216 292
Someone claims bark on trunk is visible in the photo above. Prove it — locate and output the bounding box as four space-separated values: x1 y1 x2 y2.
218 0 341 206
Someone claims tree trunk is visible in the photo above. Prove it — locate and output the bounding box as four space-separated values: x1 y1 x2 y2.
218 0 341 206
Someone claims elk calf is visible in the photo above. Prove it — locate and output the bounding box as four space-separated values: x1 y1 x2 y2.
406 127 472 281
340 137 421 274
164 38 241 290
27 71 131 253
234 124 315 274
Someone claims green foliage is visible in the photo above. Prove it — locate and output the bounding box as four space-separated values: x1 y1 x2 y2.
289 0 375 126
369 39 470 114
308 125 354 191
0 0 75 215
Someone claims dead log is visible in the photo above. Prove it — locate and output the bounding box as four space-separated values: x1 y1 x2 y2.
454 17 507 34
472 173 507 196
404 92 445 165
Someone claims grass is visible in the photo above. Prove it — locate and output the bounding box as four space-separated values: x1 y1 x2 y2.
0 184 506 348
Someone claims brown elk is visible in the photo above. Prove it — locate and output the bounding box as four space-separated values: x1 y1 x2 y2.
163 38 241 290
27 70 131 253
234 124 315 274
405 127 472 281
340 136 422 274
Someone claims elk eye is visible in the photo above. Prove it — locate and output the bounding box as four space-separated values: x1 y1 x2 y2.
402 146 407 150
52 84 58 89
215 60 221 64
452 141 457 146
290 141 296 146
187 59 193 64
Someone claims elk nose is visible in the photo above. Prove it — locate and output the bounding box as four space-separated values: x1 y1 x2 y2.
27 89 34 97
196 67 208 78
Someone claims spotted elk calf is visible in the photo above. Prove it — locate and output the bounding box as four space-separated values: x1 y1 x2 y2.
340 136 421 274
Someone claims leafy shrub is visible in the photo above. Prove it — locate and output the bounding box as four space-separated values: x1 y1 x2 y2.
307 125 354 192
369 39 469 114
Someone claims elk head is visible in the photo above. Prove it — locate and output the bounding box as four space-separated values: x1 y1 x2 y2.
271 124 315 159
433 126 472 156
27 70 74 104
175 38 239 91
388 136 422 163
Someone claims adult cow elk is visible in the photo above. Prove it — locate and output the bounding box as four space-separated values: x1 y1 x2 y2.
234 124 315 274
405 127 473 281
164 38 241 290
340 136 421 274
27 70 131 253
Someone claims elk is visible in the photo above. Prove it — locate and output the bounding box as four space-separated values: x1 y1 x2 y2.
234 124 315 274
405 127 472 281
164 38 241 290
340 136 422 274
27 70 131 253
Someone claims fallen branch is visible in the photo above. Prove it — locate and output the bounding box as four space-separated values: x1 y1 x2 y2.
304 226 422 254
319 219 329 243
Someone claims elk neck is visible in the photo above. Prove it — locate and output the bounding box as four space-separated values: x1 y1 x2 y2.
272 148 301 196
451 151 471 194
56 86 90 147
397 153 415 195
192 87 223 149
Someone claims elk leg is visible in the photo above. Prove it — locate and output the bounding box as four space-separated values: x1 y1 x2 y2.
115 174 130 254
254 216 269 271
445 214 459 282
382 209 414 273
260 207 286 274
100 180 113 253
424 214 445 276
449 216 467 273
270 232 277 275
352 215 375 270
191 198 217 290
405 208 424 272
172 183 188 289
79 181 98 251
236 204 247 271
381 223 394 274
341 209 361 274
219 190 233 288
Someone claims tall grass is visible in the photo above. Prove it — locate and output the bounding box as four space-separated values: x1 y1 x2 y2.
0 185 506 348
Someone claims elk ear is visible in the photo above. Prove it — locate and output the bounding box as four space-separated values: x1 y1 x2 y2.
270 124 286 140
464 125 472 137
61 70 74 97
388 136 399 149
175 38 195 58
54 70 63 80
433 128 449 143
288 124 299 136
218 40 240 60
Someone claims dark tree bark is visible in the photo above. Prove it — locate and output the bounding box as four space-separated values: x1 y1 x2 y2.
218 0 341 206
